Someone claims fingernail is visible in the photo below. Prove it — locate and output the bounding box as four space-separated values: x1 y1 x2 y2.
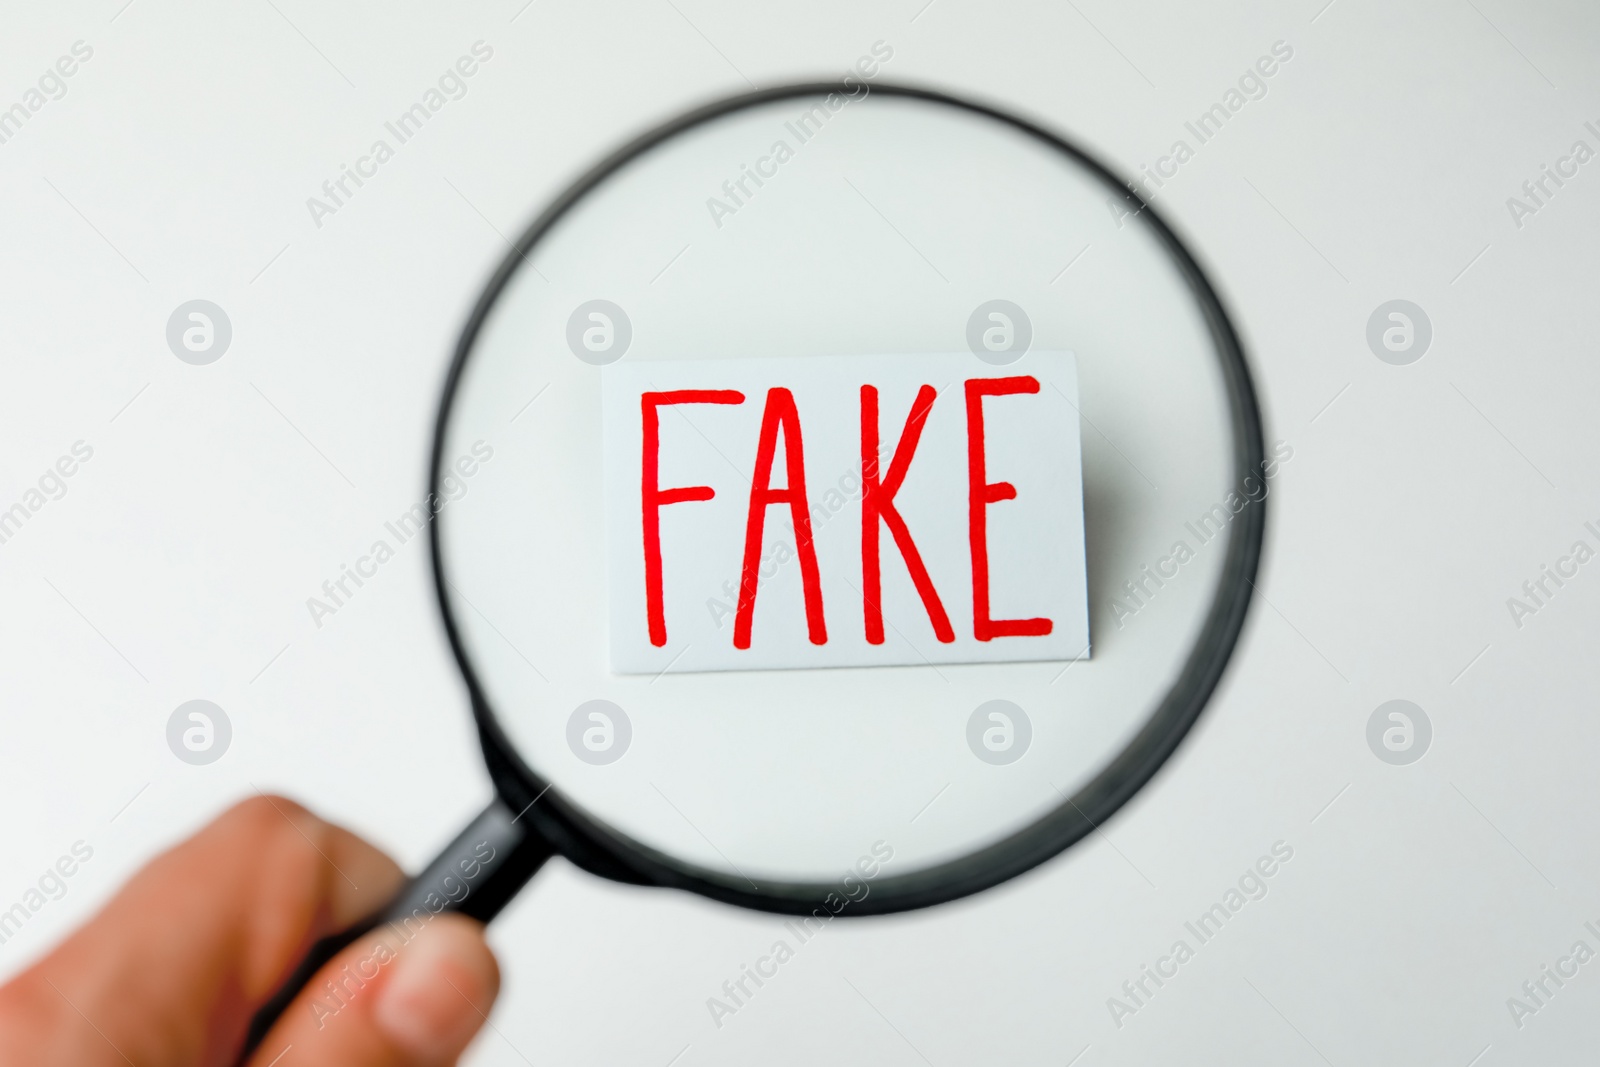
373 917 492 1060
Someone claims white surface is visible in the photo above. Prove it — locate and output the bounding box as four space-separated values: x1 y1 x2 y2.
1 1 1598 1065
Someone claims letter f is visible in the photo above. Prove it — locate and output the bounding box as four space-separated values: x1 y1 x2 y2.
641 389 745 646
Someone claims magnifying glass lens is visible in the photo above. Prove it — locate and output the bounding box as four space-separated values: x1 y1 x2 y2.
436 89 1256 891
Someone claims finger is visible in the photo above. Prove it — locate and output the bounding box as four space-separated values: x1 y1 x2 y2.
245 913 500 1067
0 795 406 1066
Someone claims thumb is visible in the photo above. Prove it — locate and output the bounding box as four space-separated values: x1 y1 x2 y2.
247 912 500 1067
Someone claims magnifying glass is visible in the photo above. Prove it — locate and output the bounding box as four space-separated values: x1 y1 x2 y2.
241 81 1264 1057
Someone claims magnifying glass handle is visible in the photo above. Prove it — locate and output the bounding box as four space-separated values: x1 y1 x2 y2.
235 797 552 1064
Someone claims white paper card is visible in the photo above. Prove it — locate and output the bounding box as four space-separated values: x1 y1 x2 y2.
602 352 1089 673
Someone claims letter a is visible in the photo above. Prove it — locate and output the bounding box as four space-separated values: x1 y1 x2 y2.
1107 996 1138 1029
311 997 339 1029
306 196 338 229
707 996 738 1028
306 597 338 629
707 197 737 228
734 388 827 649
861 384 954 644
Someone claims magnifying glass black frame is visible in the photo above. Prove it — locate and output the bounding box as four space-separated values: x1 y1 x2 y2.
239 80 1262 1061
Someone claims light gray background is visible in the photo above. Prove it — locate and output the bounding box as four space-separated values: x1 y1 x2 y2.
1 1 1596 1064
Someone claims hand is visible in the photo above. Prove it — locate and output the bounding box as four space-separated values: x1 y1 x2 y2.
0 796 501 1066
